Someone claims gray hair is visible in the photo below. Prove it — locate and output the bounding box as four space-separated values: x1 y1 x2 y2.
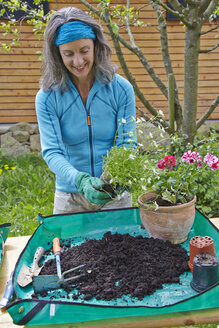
40 7 118 91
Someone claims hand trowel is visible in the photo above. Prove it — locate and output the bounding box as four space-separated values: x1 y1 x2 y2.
17 246 45 287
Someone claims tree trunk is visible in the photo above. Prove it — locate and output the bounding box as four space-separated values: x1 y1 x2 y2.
183 24 201 143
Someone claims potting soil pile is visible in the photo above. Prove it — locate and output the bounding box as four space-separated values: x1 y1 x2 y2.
33 232 189 302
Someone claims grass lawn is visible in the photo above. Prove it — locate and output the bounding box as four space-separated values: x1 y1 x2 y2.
0 153 55 236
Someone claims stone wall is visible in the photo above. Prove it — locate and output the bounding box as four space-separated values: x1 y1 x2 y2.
0 122 41 156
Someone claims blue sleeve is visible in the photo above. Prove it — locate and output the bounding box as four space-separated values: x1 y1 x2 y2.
114 75 137 148
35 89 79 187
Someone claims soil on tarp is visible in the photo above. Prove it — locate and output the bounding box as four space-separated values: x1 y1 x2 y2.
35 232 189 301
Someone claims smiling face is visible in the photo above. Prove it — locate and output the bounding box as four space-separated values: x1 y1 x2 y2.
59 38 95 85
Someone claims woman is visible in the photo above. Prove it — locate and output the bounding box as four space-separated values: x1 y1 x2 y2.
36 7 136 214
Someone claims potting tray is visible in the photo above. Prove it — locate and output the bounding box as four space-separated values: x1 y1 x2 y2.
6 208 219 326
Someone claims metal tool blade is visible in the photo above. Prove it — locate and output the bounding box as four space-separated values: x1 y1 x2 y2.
32 265 86 293
33 275 61 293
17 246 45 287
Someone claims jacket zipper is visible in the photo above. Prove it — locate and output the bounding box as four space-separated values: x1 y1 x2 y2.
87 108 95 177
77 90 95 177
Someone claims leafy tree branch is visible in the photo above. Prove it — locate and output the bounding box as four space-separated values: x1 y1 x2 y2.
201 0 218 22
150 1 182 129
152 0 191 27
103 8 173 134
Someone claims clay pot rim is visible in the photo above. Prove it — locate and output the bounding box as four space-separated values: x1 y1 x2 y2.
138 191 197 212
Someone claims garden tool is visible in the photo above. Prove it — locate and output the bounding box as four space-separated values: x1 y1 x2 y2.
17 246 45 287
32 237 86 293
32 264 86 293
0 271 14 310
53 237 62 279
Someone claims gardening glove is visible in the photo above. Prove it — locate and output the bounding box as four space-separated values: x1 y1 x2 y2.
76 172 114 205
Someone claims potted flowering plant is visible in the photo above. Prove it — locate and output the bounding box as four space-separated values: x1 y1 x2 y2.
144 151 219 207
102 119 218 244
137 150 218 244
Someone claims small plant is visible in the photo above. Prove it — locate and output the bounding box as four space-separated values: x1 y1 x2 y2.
103 119 166 204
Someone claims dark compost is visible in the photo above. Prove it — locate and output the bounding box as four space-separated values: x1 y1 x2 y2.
35 232 189 301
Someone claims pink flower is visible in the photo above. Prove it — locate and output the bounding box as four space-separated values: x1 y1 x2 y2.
164 155 176 169
158 159 165 170
204 153 219 171
181 151 202 166
158 156 176 170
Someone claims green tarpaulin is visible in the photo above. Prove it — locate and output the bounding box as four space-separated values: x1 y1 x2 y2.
6 208 219 326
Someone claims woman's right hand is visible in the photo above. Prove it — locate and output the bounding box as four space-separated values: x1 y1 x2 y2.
76 172 114 205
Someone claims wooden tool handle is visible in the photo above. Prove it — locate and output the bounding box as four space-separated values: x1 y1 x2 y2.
53 237 61 255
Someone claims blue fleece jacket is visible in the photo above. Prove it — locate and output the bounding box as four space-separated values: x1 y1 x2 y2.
35 73 136 193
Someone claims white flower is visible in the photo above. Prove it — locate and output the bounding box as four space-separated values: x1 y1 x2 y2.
147 178 151 183
128 180 132 185
138 129 143 135
129 154 136 160
149 132 153 138
127 139 133 143
129 131 134 136
154 201 159 211
138 143 143 147
142 185 147 191
136 118 141 123
121 118 126 123
158 110 164 117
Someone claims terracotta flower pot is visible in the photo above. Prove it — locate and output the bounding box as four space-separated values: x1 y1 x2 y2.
137 192 196 244
188 236 216 273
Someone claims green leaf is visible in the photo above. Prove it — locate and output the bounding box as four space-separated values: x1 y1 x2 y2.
162 190 175 204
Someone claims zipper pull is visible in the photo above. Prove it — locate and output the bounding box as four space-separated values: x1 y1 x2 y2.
87 115 91 126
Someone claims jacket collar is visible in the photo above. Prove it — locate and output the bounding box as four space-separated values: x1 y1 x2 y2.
67 73 105 105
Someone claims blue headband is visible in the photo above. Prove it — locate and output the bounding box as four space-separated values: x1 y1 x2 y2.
55 21 96 46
